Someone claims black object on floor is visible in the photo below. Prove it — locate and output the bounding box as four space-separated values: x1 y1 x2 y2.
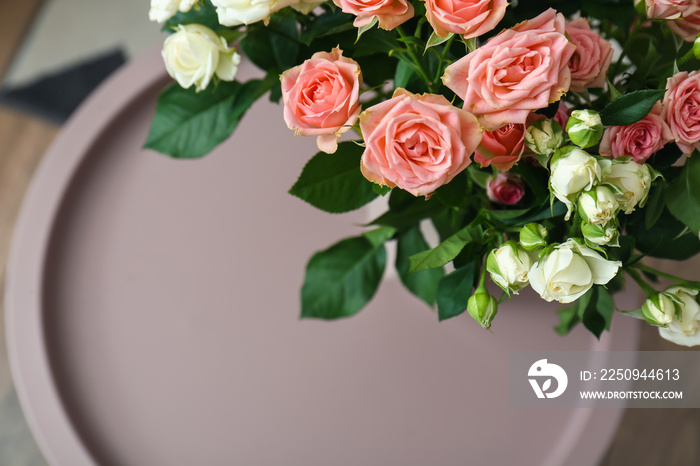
0 49 126 123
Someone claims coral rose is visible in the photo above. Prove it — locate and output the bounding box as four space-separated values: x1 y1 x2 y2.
566 18 614 93
281 48 362 154
474 123 526 171
359 89 482 197
668 9 700 40
442 8 576 131
600 103 673 162
487 172 525 205
425 0 509 39
662 70 700 154
333 0 414 30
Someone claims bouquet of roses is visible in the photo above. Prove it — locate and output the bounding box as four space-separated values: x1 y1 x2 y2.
146 0 700 346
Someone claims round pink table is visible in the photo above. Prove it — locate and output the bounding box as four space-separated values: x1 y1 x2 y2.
6 47 640 466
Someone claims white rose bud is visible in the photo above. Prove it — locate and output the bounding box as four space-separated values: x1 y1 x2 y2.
581 222 619 246
602 158 654 214
211 0 291 26
529 238 621 303
549 147 610 220
149 0 198 23
162 24 241 92
659 287 700 346
486 242 532 294
467 289 499 329
578 186 620 225
524 119 564 158
641 291 680 327
566 110 604 149
519 223 548 251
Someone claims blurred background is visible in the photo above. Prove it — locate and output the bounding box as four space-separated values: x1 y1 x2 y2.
0 1 698 465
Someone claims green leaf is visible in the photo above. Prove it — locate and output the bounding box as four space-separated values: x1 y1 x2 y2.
241 15 300 72
666 154 700 235
370 193 445 231
396 226 445 306
372 183 391 196
144 77 275 158
425 32 453 51
436 262 477 321
555 287 593 335
600 89 665 126
555 303 581 335
394 59 414 89
357 17 378 41
580 287 615 338
289 142 378 213
301 236 386 319
644 182 666 230
434 172 469 209
408 225 477 273
628 208 700 260
363 226 396 247
299 9 354 45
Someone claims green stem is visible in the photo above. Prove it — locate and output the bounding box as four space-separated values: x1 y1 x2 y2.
396 25 433 89
632 263 700 288
625 267 657 297
434 34 455 84
610 19 642 80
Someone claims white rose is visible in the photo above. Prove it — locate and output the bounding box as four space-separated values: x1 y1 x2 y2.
549 148 609 220
211 0 292 26
659 287 700 346
578 186 620 225
529 238 621 303
602 159 653 214
149 0 198 23
486 242 532 293
162 24 241 92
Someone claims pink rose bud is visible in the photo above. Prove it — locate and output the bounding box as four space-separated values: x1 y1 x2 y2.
442 8 576 131
359 89 482 197
487 172 525 206
333 0 414 30
425 0 509 39
600 103 674 162
565 18 614 93
281 48 362 154
662 70 700 154
474 123 526 171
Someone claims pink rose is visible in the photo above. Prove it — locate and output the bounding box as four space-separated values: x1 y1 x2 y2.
425 0 509 39
565 18 614 93
442 8 576 131
474 123 526 171
487 172 525 205
662 70 700 154
600 103 673 162
359 89 482 197
668 9 700 41
281 48 362 154
636 0 699 20
333 0 414 30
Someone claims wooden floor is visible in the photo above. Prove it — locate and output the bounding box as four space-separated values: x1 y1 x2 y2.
0 1 698 465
